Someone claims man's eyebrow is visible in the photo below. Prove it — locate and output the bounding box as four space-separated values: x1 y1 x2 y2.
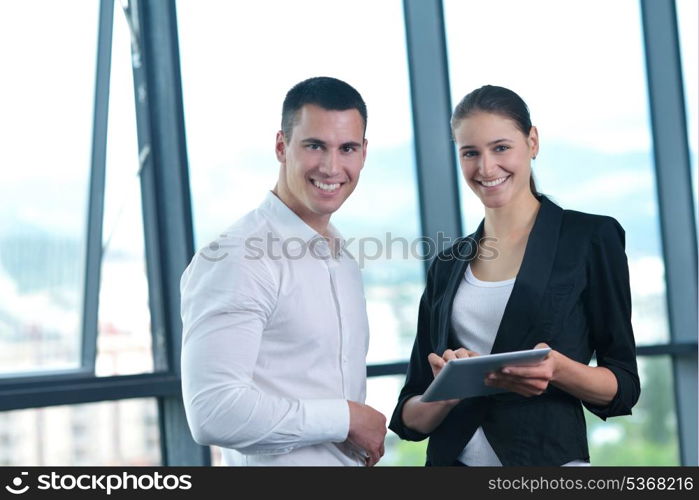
301 137 327 145
300 138 363 149
459 138 512 150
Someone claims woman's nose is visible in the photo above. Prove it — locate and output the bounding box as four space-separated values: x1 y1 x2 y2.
478 152 496 177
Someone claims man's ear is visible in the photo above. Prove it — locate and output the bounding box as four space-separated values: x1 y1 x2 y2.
275 130 287 164
361 138 368 166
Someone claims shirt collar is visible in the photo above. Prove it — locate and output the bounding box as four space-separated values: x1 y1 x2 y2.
259 191 346 248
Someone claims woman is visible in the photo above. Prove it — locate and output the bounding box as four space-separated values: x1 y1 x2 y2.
389 85 640 466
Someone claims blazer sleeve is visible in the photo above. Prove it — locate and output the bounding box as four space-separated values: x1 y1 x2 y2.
388 261 437 442
581 218 641 420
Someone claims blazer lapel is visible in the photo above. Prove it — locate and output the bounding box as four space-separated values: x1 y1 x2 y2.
436 221 484 353
490 195 564 354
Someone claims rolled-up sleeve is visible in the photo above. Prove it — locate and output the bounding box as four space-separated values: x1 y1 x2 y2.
582 219 640 420
180 246 349 454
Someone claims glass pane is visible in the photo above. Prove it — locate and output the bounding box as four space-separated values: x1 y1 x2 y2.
0 398 161 465
586 355 679 465
367 375 427 466
444 0 670 346
676 0 698 223
177 0 423 364
96 3 153 377
0 3 100 373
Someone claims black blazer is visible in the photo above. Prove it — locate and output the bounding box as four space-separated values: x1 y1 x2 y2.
389 195 640 466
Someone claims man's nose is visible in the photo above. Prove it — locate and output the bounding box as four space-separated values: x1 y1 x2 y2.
318 150 341 176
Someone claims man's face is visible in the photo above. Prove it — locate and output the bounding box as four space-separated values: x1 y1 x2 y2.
275 104 367 229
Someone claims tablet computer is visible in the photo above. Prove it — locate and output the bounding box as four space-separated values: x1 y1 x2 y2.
420 347 551 402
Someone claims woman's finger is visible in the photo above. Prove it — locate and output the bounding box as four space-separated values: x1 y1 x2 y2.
502 363 554 381
428 353 445 368
488 372 550 396
454 348 471 359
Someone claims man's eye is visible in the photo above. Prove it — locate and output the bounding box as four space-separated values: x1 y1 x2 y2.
307 144 321 150
342 146 356 153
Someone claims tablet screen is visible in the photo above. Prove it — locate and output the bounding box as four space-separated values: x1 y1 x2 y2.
421 347 551 402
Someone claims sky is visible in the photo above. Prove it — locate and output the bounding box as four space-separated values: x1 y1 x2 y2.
1 0 695 239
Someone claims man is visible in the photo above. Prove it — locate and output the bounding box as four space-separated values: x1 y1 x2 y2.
180 77 387 466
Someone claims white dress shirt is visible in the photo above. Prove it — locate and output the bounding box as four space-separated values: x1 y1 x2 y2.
180 191 370 466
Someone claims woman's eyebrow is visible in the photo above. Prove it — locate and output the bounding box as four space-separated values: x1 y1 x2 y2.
459 138 512 150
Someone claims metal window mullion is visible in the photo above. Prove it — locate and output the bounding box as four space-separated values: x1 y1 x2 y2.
640 0 698 466
126 0 207 466
81 0 115 373
122 2 167 374
403 0 462 270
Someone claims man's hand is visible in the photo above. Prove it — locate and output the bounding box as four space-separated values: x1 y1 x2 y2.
346 401 387 467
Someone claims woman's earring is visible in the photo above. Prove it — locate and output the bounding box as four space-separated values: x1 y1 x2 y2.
532 155 537 160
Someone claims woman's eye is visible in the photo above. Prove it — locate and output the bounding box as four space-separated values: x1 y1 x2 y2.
494 145 509 152
462 150 477 158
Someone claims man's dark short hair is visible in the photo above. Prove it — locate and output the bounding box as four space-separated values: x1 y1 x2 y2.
281 76 367 140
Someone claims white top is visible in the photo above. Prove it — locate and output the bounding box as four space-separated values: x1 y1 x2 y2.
452 264 515 466
180 191 370 466
451 265 590 467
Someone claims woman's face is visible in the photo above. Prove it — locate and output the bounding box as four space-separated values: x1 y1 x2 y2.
453 111 538 209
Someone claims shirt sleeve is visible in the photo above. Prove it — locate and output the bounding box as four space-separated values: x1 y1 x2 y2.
180 243 350 454
581 219 641 420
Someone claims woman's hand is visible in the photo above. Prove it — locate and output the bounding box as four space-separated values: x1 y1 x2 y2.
426 348 480 406
484 343 558 397
401 348 481 434
428 348 480 378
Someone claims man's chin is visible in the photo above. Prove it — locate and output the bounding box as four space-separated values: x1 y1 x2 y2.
311 201 343 216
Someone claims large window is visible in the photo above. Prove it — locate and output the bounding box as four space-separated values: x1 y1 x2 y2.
586 356 678 465
178 0 424 465
445 0 669 346
96 1 153 377
0 2 99 374
0 0 174 466
177 1 423 365
0 399 160 466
